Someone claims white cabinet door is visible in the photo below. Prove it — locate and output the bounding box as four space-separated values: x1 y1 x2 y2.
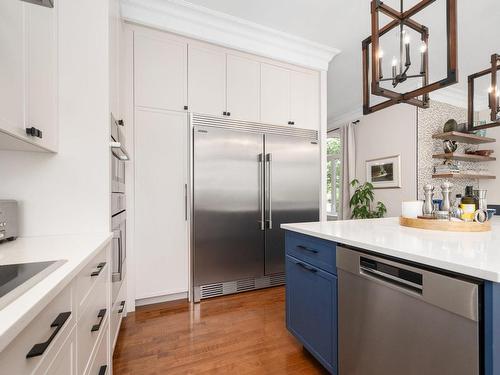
260 63 290 126
135 109 188 299
226 54 260 122
134 32 187 111
290 70 320 130
26 3 58 150
0 1 25 141
188 45 226 116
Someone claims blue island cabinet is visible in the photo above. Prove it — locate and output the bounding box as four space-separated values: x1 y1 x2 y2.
285 231 337 374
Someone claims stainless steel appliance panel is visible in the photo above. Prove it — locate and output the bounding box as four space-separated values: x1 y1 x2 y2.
264 135 320 275
111 210 126 303
193 126 265 285
337 246 480 375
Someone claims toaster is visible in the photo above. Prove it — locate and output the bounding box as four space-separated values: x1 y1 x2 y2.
0 200 18 242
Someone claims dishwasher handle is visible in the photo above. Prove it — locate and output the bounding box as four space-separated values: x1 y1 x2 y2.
360 265 423 294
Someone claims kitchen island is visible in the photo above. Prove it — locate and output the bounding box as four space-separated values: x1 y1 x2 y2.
282 217 500 375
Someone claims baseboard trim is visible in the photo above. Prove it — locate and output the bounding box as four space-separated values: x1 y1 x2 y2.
135 291 188 307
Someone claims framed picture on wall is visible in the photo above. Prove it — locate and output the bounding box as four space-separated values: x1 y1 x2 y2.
366 155 401 189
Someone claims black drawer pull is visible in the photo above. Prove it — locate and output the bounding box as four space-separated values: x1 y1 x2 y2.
91 309 107 332
99 365 108 375
26 311 71 358
118 300 126 314
297 245 319 254
91 262 106 277
296 262 318 273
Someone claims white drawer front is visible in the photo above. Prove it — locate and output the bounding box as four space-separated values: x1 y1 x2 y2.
0 285 73 375
111 280 126 352
76 249 107 315
77 268 108 375
86 324 109 375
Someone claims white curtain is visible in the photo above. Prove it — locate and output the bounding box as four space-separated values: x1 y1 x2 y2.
340 122 357 220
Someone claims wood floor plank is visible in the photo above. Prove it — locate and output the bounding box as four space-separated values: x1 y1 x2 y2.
113 287 327 374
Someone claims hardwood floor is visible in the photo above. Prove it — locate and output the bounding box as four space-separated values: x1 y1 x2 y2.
113 286 328 374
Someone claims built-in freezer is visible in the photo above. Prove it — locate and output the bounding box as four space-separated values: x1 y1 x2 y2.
191 115 319 301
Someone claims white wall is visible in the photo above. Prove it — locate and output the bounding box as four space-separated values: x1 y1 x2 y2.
354 104 417 217
0 0 110 236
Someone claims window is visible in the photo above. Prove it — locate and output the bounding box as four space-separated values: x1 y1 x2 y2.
326 131 341 218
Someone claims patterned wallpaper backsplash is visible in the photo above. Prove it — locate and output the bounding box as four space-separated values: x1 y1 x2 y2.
417 100 482 201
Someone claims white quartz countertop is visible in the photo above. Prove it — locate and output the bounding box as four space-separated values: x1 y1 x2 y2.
282 217 500 282
0 233 112 352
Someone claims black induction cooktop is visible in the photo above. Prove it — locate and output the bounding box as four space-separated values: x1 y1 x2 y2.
0 260 65 310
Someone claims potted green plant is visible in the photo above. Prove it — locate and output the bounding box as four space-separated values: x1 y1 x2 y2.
349 179 387 219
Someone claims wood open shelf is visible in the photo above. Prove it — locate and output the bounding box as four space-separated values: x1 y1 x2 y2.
433 153 496 162
432 173 496 180
432 131 496 144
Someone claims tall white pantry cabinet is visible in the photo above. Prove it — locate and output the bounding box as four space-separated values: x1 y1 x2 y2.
126 24 322 305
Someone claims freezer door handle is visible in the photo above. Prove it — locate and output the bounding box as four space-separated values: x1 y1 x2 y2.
266 153 273 229
258 153 265 230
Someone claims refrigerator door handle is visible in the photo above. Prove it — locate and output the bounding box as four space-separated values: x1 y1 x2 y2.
258 153 265 230
266 153 273 229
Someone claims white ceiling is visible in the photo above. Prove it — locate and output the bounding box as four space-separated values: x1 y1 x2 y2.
186 0 499 122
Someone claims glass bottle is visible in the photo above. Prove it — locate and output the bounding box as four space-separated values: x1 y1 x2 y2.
460 186 476 221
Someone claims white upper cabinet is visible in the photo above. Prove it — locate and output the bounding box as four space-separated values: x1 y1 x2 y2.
26 3 58 151
0 1 58 151
290 70 320 130
129 26 321 131
226 54 260 122
134 32 187 111
188 44 226 117
0 1 25 142
260 63 291 126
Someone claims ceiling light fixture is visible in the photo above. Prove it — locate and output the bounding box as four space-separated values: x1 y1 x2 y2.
362 0 458 115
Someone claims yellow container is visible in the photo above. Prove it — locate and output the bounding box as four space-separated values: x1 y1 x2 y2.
460 204 476 221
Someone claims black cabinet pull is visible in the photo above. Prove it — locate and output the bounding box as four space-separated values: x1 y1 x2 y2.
26 311 71 358
226 112 231 116
297 245 319 254
117 119 124 126
288 121 292 125
291 121 295 125
91 262 106 277
98 365 108 375
183 105 188 110
296 262 318 273
26 127 43 139
118 300 126 314
91 309 107 332
223 111 227 116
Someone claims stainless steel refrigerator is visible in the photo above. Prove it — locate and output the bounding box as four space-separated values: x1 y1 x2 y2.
191 115 319 301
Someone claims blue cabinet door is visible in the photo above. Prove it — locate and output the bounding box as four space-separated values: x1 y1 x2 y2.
286 255 337 374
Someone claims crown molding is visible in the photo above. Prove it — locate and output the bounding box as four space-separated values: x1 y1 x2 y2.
120 0 340 71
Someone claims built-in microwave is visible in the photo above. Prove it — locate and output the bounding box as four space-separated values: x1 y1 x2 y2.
110 115 128 194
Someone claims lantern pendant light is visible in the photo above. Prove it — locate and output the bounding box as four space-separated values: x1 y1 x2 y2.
362 0 458 115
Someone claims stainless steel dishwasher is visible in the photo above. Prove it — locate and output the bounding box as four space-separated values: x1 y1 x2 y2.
337 246 480 375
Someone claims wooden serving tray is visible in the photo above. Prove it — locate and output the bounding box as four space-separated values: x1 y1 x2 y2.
399 216 491 232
